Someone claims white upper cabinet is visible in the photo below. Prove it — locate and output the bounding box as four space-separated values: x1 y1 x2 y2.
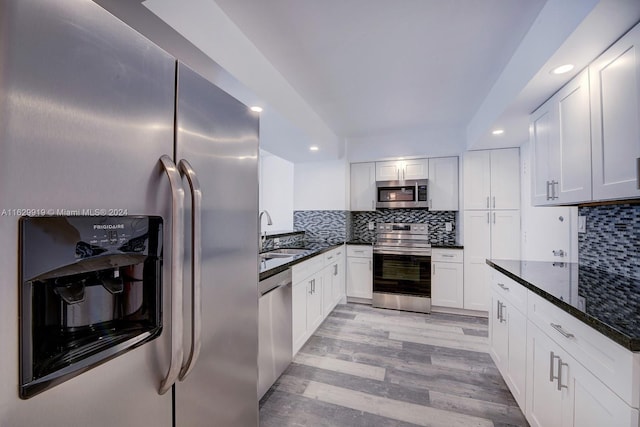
375 159 428 181
428 156 459 211
530 70 592 206
350 162 376 211
464 149 520 210
590 23 640 201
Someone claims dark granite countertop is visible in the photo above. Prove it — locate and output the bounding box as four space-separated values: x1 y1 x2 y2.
487 259 640 351
259 240 344 281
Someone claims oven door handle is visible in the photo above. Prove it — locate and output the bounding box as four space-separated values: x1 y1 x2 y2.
374 249 432 256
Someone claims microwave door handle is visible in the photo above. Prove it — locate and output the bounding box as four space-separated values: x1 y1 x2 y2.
415 182 418 206
158 155 185 395
177 159 203 381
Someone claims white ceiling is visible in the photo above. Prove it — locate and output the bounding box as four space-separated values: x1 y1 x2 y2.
136 0 640 162
213 0 545 140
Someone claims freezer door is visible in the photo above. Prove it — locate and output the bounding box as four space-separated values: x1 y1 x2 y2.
0 1 176 425
174 62 260 427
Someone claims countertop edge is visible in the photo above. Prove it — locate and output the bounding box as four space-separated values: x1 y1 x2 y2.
259 243 344 281
486 259 639 352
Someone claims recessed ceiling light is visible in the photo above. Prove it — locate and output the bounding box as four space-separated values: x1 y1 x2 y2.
250 106 263 113
309 146 319 151
551 64 574 75
492 129 504 135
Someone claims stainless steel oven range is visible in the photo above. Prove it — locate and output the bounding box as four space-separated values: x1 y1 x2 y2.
373 223 431 313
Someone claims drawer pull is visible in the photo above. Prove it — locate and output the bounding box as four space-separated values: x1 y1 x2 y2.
497 283 509 291
550 323 575 339
441 254 455 258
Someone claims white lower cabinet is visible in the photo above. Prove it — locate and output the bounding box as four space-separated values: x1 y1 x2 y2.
431 248 463 309
526 321 638 427
489 268 640 427
292 270 323 356
291 246 346 356
346 245 373 300
489 271 527 410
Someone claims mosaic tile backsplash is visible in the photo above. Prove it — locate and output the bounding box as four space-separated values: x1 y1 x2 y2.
351 209 457 244
293 210 350 243
578 203 639 279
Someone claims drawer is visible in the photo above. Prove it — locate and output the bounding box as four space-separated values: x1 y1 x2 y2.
323 245 344 266
292 254 325 284
431 248 463 263
527 290 640 408
347 245 372 258
491 270 527 313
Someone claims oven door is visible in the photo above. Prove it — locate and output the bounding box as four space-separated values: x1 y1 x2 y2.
373 252 431 297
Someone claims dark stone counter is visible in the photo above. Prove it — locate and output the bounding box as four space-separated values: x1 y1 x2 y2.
487 259 640 351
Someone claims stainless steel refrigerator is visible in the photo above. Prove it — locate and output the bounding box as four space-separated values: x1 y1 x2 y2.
0 1 259 426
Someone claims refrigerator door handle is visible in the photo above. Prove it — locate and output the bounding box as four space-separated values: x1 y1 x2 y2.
159 155 185 395
178 159 203 381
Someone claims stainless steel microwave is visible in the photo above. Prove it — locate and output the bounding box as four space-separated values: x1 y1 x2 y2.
376 179 428 208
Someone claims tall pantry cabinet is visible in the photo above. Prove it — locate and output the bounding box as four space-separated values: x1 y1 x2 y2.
463 149 520 312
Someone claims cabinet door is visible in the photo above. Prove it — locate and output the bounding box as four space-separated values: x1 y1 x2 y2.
332 256 345 306
375 160 401 181
490 148 520 210
526 322 565 427
307 275 323 335
403 158 429 180
431 262 463 308
530 99 555 206
491 210 521 260
463 151 491 209
556 70 592 204
568 354 640 427
322 265 334 317
489 294 508 371
350 162 376 211
428 157 459 211
346 257 372 299
292 281 308 356
590 23 640 201
506 304 527 410
463 211 491 310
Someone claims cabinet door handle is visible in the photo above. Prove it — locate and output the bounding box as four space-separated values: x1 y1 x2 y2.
557 358 569 391
492 212 496 224
334 264 338 276
371 200 374 210
550 323 575 339
432 264 436 276
487 212 490 224
492 196 495 209
499 302 507 323
429 199 432 209
486 196 490 208
496 300 501 320
369 260 372 271
497 283 509 291
549 351 561 384
546 180 552 201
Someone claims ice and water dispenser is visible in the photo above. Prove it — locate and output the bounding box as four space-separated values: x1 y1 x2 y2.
19 216 163 398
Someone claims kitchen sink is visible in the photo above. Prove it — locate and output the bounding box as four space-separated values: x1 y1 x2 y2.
267 248 308 255
259 248 308 261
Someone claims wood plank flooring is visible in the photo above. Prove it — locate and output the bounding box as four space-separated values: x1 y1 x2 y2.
259 303 528 427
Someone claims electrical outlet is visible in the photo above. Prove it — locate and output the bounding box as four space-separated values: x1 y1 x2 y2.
368 221 375 231
578 216 586 233
273 237 280 248
445 222 452 232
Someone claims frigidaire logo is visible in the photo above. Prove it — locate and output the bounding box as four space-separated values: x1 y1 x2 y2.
93 224 125 230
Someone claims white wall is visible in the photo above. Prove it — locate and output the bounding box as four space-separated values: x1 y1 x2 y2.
347 127 466 163
519 140 578 262
259 150 294 231
294 159 349 211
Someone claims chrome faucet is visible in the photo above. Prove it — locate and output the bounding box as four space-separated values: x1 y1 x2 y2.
259 210 273 251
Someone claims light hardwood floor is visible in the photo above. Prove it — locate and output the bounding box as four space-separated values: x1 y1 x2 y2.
259 303 528 427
